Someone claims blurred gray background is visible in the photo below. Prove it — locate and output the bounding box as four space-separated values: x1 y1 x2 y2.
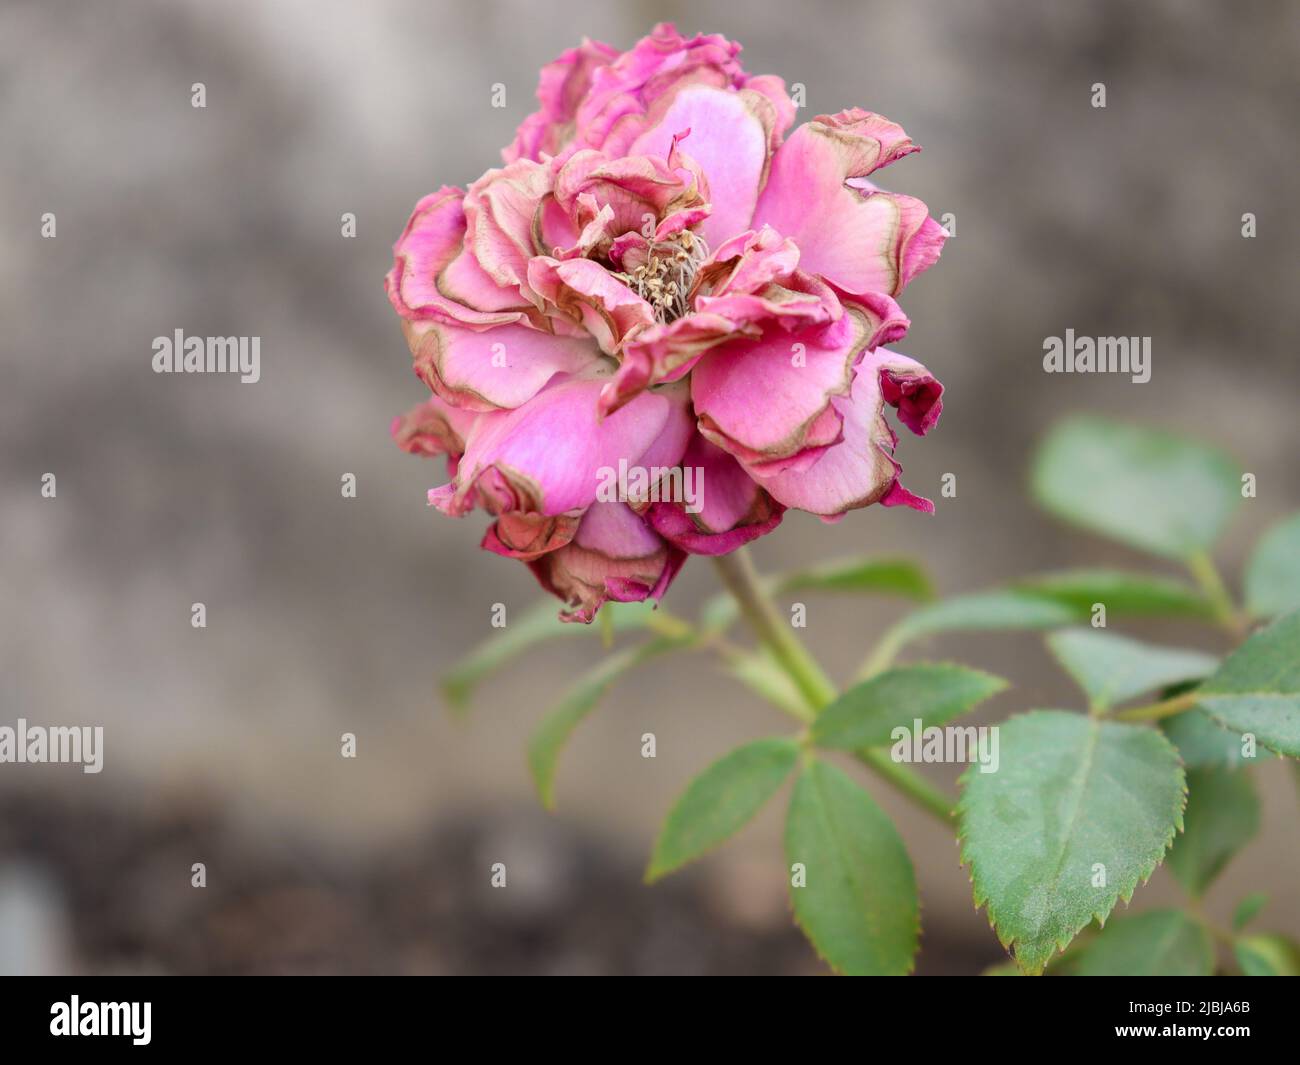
1 0 1296 974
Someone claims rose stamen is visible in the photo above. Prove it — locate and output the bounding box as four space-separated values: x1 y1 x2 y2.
614 229 709 324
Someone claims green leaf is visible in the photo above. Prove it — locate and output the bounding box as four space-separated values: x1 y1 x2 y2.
722 650 810 720
1161 708 1274 769
1232 892 1269 932
785 758 918 975
1014 569 1215 620
1071 910 1214 976
527 635 684 810
1196 610 1300 756
1245 513 1300 619
1167 768 1260 897
646 738 800 882
885 573 1217 658
1031 417 1241 560
958 711 1186 974
775 555 934 600
895 590 1082 642
1044 629 1218 711
812 663 1007 750
442 599 657 711
1235 934 1300 976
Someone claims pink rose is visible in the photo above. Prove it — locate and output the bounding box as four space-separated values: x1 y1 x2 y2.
386 23 945 621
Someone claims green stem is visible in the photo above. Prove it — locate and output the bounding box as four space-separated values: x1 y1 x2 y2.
1187 551 1244 638
1111 689 1201 722
856 747 955 822
712 549 838 710
712 549 955 826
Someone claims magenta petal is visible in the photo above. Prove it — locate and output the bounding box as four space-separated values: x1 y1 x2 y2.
505 37 620 163
405 319 601 411
526 501 684 623
390 395 481 458
692 306 899 468
627 86 774 248
481 511 580 560
755 348 943 516
752 112 945 297
385 188 531 326
737 74 797 150
575 24 746 154
451 374 681 516
646 435 784 555
598 311 741 416
527 256 655 355
463 159 553 298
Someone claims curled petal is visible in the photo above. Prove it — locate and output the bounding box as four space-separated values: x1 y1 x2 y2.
385 187 532 326
505 37 620 163
527 256 656 354
736 73 797 152
626 85 775 247
390 395 481 457
527 502 687 622
755 348 943 517
645 435 784 555
445 374 686 516
694 225 802 298
598 311 743 416
692 302 909 473
808 109 920 175
576 23 745 153
692 227 840 331
482 511 580 560
403 319 601 412
554 148 707 240
463 159 554 299
753 112 946 297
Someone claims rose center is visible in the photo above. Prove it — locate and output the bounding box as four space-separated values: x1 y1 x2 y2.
614 230 709 325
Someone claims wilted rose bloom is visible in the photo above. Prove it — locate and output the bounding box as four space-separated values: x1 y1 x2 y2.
387 23 945 621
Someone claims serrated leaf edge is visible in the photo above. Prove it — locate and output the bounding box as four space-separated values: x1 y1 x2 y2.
955 710 1188 975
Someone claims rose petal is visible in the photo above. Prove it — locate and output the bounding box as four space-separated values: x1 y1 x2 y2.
527 256 656 355
390 395 482 457
403 319 601 412
645 435 784 555
482 511 580 560
692 302 908 471
755 348 943 516
448 373 685 516
505 37 620 163
463 159 553 300
627 85 774 248
526 501 686 622
576 24 745 154
752 111 945 297
385 187 532 326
